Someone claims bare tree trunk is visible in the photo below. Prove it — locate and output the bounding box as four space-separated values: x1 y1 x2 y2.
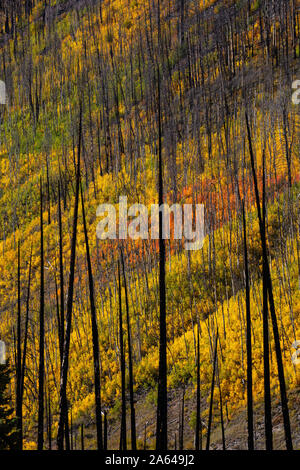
156 64 168 451
206 332 218 450
57 183 70 450
246 113 292 450
118 260 127 451
47 387 52 450
104 411 108 450
242 203 254 450
195 322 202 450
81 424 84 450
81 185 103 450
38 178 45 450
179 386 185 450
16 242 22 449
57 106 82 450
262 156 273 450
120 248 136 450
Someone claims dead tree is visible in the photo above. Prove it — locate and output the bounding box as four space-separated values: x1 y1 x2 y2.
242 203 254 450
118 260 127 451
38 178 45 450
246 112 293 450
195 322 202 450
156 65 168 451
81 184 103 450
16 242 22 449
120 248 136 450
206 331 218 450
57 106 82 450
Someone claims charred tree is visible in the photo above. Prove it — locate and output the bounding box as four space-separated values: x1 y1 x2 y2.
120 248 136 450
246 113 292 450
57 106 82 450
16 242 22 449
38 178 45 450
81 184 103 450
242 203 254 451
118 260 127 451
155 65 168 451
206 332 218 450
195 322 202 450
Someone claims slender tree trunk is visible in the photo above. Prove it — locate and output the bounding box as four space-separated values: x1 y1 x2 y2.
179 386 185 450
118 260 127 450
81 424 84 450
104 411 108 450
70 406 73 450
156 65 168 451
21 245 32 401
246 113 293 450
48 388 52 450
57 106 82 450
38 178 45 450
206 332 218 450
58 184 64 363
195 322 202 450
120 248 136 450
57 183 70 450
263 251 272 449
262 157 273 450
81 185 103 450
217 365 225 450
16 242 22 449
242 203 254 450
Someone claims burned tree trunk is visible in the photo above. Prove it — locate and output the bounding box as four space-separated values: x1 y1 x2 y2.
242 203 254 450
38 178 45 450
195 322 202 450
16 242 22 449
120 248 136 450
246 113 292 450
57 106 82 450
118 260 127 451
206 332 218 450
57 183 70 450
81 185 103 450
156 64 168 451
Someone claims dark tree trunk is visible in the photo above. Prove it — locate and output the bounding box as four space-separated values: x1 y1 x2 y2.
38 178 45 450
206 332 218 450
242 203 254 450
118 260 127 451
179 387 185 450
156 65 168 451
16 242 22 449
81 185 103 450
104 411 108 450
57 106 82 450
262 156 273 450
246 113 293 450
81 424 84 450
217 368 226 450
47 388 52 450
58 184 64 363
57 183 70 450
195 322 202 450
21 245 32 402
120 248 136 450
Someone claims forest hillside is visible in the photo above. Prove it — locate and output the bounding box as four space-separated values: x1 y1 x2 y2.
0 0 299 451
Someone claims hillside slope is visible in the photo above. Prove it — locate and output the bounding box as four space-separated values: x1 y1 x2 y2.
0 0 299 450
